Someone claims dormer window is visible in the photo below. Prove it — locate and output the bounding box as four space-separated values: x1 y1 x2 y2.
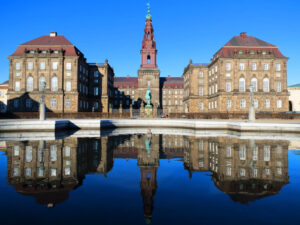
42 50 47 54
29 50 35 54
54 50 59 54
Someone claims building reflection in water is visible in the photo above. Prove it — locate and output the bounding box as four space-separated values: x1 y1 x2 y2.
5 134 289 221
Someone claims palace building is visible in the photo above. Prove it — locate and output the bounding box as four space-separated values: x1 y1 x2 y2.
183 32 289 113
7 32 114 113
6 4 288 114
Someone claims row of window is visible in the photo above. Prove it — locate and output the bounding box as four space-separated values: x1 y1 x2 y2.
27 49 60 54
203 99 283 110
236 77 278 92
163 90 183 95
13 167 71 177
199 141 282 157
208 66 218 76
236 49 270 55
79 83 89 95
13 145 71 160
79 65 88 76
225 167 282 177
224 73 281 78
163 100 183 105
79 100 89 109
225 62 282 71
114 100 135 106
14 77 73 92
163 95 183 99
204 78 281 95
13 98 73 109
206 142 282 158
115 90 135 95
15 72 72 77
115 85 136 89
15 62 72 71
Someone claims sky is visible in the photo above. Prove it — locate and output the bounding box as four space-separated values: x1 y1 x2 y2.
0 0 299 85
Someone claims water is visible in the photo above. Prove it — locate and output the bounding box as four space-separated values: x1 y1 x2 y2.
0 131 300 225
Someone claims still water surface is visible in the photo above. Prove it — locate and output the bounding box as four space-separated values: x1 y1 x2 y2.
0 133 300 225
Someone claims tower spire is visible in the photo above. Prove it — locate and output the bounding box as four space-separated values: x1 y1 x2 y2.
140 2 157 69
146 3 152 20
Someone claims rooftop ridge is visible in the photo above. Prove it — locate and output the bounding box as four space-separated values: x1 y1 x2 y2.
21 34 73 46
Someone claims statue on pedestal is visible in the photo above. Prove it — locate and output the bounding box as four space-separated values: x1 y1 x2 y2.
144 88 153 117
145 88 152 106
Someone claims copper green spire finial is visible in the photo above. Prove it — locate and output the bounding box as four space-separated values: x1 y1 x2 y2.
146 3 152 19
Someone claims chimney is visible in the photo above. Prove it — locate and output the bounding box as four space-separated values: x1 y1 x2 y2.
50 32 57 37
240 32 247 38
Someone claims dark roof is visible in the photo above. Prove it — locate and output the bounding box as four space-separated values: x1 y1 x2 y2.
10 33 80 57
160 77 184 89
213 33 287 60
114 77 138 83
160 77 183 83
289 83 300 88
21 35 73 46
11 182 78 206
225 35 275 47
0 80 8 85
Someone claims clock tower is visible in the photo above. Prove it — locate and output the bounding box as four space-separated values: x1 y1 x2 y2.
138 3 160 107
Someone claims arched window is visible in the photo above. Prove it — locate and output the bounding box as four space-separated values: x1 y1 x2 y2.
147 55 151 64
51 77 58 91
239 77 245 92
251 78 257 92
39 77 46 91
263 77 269 92
26 77 33 92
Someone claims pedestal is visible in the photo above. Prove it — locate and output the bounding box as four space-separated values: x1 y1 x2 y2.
39 102 46 121
145 105 153 118
248 105 255 122
130 105 133 118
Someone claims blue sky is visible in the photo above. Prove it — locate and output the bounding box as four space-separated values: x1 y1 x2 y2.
0 0 299 85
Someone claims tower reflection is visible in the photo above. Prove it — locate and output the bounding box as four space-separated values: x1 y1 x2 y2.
5 134 289 219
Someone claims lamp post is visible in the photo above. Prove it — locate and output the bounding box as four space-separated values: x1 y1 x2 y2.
248 84 255 122
39 81 46 121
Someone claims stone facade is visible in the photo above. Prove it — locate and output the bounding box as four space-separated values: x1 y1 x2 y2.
161 76 184 113
0 81 8 112
183 32 289 113
7 32 114 113
6 11 289 115
288 84 300 112
88 62 115 112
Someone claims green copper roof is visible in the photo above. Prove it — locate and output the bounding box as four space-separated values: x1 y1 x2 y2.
146 3 152 19
289 83 300 87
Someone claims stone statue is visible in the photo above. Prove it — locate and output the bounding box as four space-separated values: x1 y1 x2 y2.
145 88 152 106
